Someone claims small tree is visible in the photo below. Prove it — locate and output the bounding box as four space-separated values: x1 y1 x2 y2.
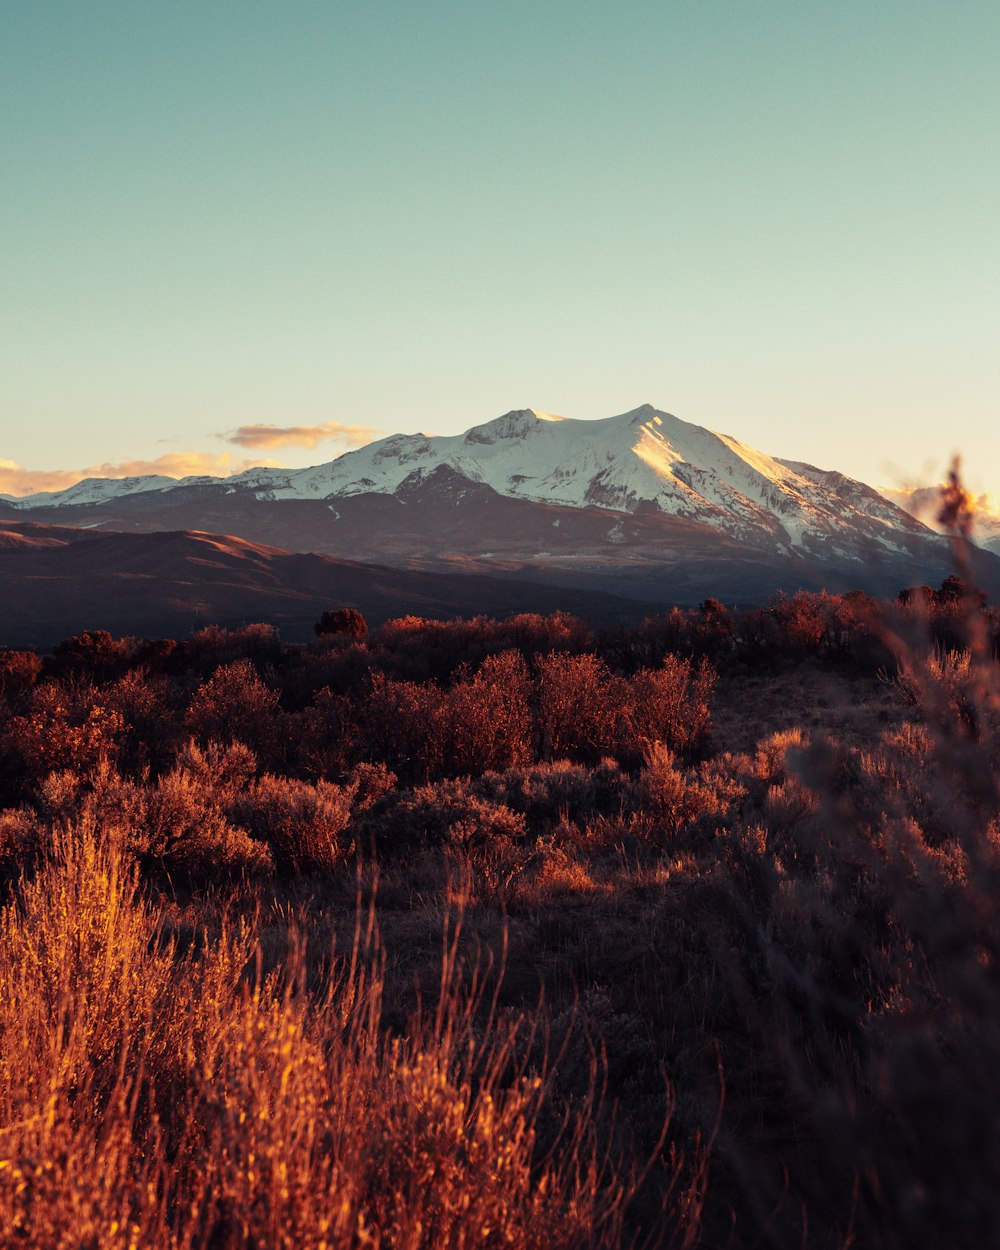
315 608 368 642
934 574 986 607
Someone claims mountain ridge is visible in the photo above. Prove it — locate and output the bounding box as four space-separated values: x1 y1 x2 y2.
7 403 934 553
4 404 991 604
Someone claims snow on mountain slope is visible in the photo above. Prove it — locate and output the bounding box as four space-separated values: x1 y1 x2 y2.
5 470 263 509
238 404 929 553
977 515 1000 556
8 404 933 556
7 475 180 508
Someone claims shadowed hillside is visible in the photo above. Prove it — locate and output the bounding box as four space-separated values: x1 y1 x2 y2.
0 522 655 647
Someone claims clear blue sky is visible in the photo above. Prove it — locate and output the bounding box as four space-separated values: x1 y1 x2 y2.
1 1 997 495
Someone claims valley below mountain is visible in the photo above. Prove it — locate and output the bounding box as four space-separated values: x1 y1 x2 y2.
0 522 656 647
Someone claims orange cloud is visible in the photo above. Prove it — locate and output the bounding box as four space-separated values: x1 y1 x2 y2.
220 422 381 450
0 452 284 499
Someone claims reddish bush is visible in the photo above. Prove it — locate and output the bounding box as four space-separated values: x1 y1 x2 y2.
0 650 42 710
315 607 368 641
235 774 355 873
185 659 281 754
536 652 620 763
349 761 397 810
182 622 283 673
0 806 41 879
81 750 273 878
371 612 591 685
619 655 716 758
295 687 354 779
627 743 726 836
478 758 626 826
356 672 449 783
99 668 177 773
448 650 532 775
51 630 135 679
2 683 125 792
367 777 527 856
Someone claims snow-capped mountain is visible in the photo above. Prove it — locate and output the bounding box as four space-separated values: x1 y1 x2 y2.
8 404 931 558
979 523 1000 557
5 472 233 509
6 475 179 509
7 403 986 604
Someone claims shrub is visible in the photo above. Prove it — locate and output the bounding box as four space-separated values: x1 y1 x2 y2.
185 658 281 752
140 768 272 877
99 667 177 773
356 671 449 782
0 649 42 709
627 743 727 836
447 650 533 775
174 737 259 802
349 761 397 810
183 622 284 673
235 774 355 873
620 655 716 758
897 645 983 733
72 748 271 878
315 607 368 641
0 806 40 881
1 683 125 793
296 686 354 779
51 629 135 678
478 758 626 826
368 779 527 857
536 651 620 763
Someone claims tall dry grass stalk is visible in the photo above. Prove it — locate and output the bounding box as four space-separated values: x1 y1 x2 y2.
0 825 687 1248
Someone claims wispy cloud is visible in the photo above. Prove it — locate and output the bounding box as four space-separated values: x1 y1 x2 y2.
220 422 382 451
0 451 283 499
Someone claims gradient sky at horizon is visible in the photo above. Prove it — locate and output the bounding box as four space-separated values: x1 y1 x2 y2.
1 1 997 496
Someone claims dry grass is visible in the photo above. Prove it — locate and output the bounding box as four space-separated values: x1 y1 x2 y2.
0 826 695 1249
2 588 1000 1246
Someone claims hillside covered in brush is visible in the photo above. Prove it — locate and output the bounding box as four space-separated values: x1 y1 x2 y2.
2 585 1000 1246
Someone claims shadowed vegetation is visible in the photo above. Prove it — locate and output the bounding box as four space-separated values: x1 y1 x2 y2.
1 581 999 1246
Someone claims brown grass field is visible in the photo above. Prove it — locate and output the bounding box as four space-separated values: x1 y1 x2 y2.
1 577 999 1248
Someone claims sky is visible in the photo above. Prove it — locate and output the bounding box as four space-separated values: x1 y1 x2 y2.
1 1 998 499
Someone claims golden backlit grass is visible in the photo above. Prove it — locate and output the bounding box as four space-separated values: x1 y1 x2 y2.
0 825 690 1249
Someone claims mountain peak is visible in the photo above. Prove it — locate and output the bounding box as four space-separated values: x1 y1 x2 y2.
4 404 937 565
463 409 558 445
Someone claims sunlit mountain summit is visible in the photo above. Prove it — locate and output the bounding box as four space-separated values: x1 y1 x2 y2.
9 404 929 555
7 403 993 605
